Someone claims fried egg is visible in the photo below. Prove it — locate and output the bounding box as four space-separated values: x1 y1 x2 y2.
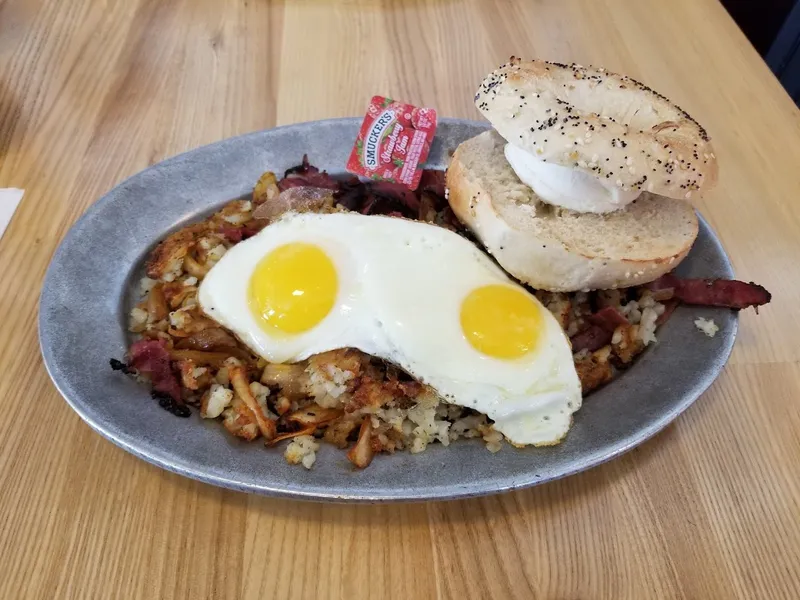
198 211 581 446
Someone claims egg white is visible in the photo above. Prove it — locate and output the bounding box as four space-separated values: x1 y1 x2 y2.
199 212 582 446
198 214 381 363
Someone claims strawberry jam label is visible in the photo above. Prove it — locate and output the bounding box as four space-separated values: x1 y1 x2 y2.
347 96 437 190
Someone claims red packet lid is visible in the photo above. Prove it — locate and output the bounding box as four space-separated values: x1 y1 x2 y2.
346 96 437 190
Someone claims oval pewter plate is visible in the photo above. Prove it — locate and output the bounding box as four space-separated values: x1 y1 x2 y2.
39 118 736 502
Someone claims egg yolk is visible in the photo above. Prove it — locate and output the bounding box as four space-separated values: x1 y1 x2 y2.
248 243 337 334
460 284 543 359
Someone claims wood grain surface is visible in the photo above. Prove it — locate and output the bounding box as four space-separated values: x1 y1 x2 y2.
2 0 800 598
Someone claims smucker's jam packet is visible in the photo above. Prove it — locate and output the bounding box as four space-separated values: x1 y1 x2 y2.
346 96 437 190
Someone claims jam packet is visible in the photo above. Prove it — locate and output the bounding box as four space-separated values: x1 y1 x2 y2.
346 96 437 190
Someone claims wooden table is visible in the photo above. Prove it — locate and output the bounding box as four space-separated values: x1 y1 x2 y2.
2 0 799 597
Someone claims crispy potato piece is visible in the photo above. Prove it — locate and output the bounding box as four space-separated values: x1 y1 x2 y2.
347 418 374 469
168 349 232 367
162 281 194 309
175 328 239 352
141 329 173 343
188 309 219 333
575 346 614 394
201 383 234 418
345 376 421 413
129 305 149 333
146 225 204 280
230 365 276 441
370 435 387 453
212 200 252 226
380 428 405 453
323 419 359 449
183 253 210 278
286 404 343 427
306 349 364 383
261 363 308 399
267 427 316 446
274 395 292 416
611 324 645 365
194 233 228 263
252 171 280 205
222 396 260 441
177 359 201 391
550 298 572 330
147 284 168 321
194 370 213 390
535 291 572 330
345 378 390 413
168 310 218 337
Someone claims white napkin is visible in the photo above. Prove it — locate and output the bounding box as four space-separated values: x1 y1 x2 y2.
0 188 24 240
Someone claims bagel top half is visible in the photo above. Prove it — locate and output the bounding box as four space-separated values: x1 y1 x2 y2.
474 58 718 200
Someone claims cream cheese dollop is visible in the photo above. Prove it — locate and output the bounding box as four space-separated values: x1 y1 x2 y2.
504 143 641 213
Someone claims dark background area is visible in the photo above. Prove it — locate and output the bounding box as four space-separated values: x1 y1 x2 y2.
723 0 795 54
722 0 800 102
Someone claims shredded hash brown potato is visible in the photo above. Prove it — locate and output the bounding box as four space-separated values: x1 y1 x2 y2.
114 159 672 469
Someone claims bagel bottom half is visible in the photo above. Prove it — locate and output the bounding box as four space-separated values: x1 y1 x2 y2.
446 130 699 292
